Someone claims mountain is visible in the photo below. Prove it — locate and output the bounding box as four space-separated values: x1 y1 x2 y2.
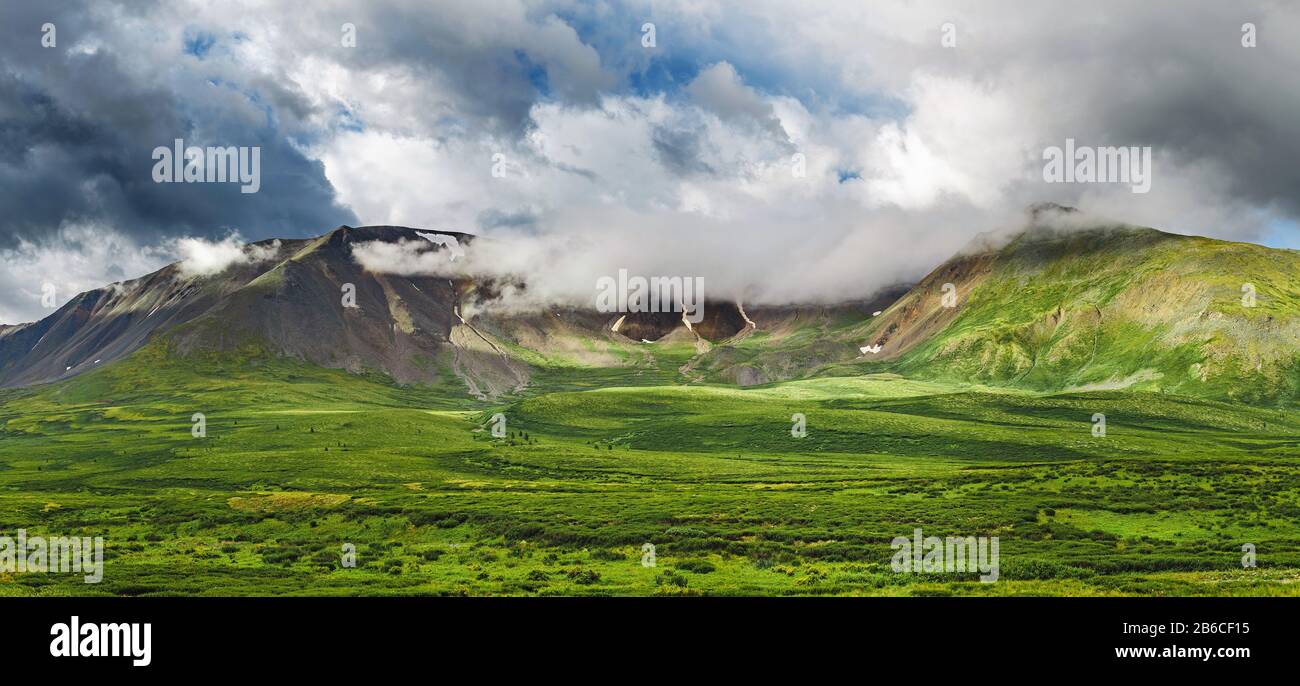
3 214 1298 403
0 225 862 398
0 226 559 395
678 207 1300 403
0 237 310 388
853 215 1300 402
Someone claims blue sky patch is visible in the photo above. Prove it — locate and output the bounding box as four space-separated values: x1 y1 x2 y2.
182 30 217 59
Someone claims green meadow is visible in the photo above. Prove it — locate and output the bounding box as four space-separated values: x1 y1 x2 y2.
2 345 1299 596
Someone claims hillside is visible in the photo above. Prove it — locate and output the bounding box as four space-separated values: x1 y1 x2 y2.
851 219 1300 403
0 237 311 387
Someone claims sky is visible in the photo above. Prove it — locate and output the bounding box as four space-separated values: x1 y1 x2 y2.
1 0 1298 323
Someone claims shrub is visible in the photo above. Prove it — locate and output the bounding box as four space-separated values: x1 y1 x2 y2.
566 568 601 585
656 571 688 588
676 559 716 574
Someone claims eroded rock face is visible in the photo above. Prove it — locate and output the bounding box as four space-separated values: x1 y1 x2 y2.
691 302 749 341
613 311 683 342
609 301 749 343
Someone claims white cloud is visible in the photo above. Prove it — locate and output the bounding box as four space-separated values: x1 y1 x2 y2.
686 62 789 142
326 79 1018 310
172 234 280 277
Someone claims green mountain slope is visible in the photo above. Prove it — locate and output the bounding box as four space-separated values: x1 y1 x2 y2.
851 223 1300 403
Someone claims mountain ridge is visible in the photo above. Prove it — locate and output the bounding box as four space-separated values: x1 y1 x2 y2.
3 216 1298 403
0 225 834 396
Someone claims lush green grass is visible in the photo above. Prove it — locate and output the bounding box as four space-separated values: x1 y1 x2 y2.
2 346 1299 596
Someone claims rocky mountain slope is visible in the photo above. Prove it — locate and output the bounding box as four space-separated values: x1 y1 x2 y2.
0 225 837 397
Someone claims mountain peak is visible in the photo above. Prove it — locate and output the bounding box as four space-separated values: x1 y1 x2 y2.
1026 201 1080 223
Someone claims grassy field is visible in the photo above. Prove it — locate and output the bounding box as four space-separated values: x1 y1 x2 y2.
2 345 1300 596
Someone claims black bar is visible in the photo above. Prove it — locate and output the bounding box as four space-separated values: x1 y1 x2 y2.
4 597 1287 675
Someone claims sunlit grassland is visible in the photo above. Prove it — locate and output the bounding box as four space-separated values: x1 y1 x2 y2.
2 352 1299 596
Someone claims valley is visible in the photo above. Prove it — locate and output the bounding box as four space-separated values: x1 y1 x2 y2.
2 347 1298 596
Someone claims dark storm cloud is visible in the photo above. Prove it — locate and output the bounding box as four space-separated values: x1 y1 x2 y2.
1094 32 1300 216
987 1 1300 220
0 0 627 250
0 1 356 249
297 1 614 137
